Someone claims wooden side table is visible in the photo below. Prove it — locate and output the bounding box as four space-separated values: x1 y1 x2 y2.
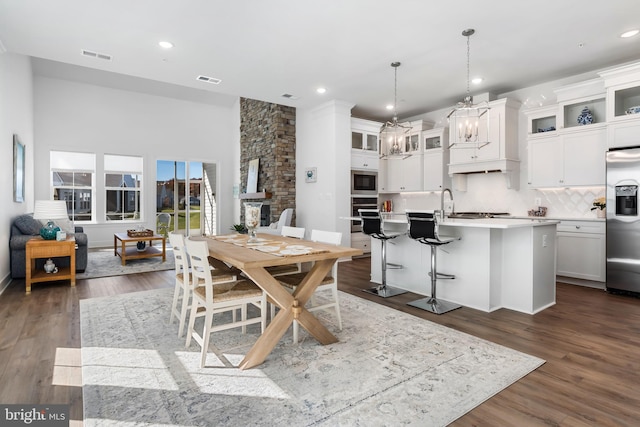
25 236 76 294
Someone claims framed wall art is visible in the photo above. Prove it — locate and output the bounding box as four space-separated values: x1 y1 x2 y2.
246 158 259 193
305 167 317 183
13 134 25 203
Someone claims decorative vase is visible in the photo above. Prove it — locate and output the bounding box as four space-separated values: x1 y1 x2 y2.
40 220 61 240
44 258 57 274
597 208 606 218
244 202 262 243
577 106 593 125
136 241 147 252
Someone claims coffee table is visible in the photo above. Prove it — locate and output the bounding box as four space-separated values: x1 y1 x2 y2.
114 232 166 266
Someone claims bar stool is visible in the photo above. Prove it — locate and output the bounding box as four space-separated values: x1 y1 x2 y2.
359 209 407 298
405 210 461 314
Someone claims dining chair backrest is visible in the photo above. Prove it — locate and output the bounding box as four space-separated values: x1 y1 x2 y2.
310 229 342 246
185 239 214 290
168 232 188 275
358 209 382 236
282 225 305 239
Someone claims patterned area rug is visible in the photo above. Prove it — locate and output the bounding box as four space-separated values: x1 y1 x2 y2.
80 288 544 426
77 248 174 280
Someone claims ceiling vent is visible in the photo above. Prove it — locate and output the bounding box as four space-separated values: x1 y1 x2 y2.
196 75 222 84
281 93 299 100
81 49 112 61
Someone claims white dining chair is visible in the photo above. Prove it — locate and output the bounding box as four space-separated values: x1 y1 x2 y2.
169 233 238 338
277 229 343 344
168 233 191 337
185 238 266 368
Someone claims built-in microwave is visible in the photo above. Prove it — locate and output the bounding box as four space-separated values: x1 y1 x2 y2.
351 170 377 195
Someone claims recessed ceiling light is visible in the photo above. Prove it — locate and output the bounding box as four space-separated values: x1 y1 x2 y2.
620 29 639 38
316 87 327 94
158 41 174 49
472 77 483 84
386 104 394 110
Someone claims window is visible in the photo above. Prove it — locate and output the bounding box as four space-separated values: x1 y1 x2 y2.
51 151 95 222
105 154 143 221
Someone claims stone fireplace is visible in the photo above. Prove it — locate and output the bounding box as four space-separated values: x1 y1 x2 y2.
239 98 296 225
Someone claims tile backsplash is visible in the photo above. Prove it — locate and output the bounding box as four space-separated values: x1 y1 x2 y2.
384 172 605 219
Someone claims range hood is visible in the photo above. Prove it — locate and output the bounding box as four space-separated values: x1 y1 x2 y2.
448 158 520 191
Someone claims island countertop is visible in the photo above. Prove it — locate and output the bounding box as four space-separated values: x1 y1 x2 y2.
346 214 560 229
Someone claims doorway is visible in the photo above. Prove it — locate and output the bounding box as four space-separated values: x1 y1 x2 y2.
156 160 218 236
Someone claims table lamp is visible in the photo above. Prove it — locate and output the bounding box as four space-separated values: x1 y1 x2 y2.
33 200 68 240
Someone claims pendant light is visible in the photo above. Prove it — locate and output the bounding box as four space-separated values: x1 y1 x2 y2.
380 62 412 158
447 29 490 148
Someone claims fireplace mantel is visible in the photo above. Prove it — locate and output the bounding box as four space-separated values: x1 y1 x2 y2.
239 191 272 200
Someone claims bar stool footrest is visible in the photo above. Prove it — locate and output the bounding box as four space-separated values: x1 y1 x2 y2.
363 285 407 298
408 297 461 314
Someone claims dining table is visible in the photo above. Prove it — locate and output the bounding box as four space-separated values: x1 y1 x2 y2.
195 233 362 369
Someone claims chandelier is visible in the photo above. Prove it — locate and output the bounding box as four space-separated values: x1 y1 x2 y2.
380 62 412 157
447 28 490 148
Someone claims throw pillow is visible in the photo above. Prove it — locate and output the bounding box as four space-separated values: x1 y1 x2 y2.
14 215 43 235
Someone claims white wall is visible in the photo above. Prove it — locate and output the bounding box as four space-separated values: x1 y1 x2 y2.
0 53 34 290
296 100 353 244
34 76 238 247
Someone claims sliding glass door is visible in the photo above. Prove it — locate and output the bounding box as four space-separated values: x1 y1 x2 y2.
157 160 217 236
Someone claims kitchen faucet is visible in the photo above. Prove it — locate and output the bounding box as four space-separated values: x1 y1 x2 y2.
440 188 453 221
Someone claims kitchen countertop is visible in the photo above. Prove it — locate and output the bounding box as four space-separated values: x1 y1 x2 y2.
504 215 604 222
345 214 559 229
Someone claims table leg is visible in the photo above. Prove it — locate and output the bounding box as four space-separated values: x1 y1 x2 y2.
121 240 126 266
238 261 338 369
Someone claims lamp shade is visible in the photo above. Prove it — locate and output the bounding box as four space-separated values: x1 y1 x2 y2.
33 200 68 220
33 200 68 240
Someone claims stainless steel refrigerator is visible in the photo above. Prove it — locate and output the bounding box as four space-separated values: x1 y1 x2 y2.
606 147 640 294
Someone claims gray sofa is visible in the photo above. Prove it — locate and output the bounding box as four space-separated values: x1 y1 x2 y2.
10 213 88 279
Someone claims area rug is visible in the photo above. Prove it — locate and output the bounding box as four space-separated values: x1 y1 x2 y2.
77 248 174 280
80 288 544 426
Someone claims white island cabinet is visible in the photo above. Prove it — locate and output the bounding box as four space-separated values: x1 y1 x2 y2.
370 217 558 314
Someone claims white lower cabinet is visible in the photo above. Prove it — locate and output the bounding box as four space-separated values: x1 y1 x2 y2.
556 220 605 282
351 232 371 253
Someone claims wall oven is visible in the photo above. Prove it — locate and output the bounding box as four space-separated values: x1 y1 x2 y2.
351 170 377 195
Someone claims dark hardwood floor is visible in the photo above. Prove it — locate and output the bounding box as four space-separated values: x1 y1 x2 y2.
1 257 639 426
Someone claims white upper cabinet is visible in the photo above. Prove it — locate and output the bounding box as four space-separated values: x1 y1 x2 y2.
528 127 606 188
422 128 450 191
599 62 640 149
351 118 381 171
526 79 607 188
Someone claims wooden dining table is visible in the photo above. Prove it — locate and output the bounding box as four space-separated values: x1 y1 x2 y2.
195 233 362 369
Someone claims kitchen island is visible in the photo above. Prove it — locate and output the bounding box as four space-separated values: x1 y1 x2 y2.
368 215 559 314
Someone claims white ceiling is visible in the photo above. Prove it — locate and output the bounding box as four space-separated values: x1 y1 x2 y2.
1 0 639 122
